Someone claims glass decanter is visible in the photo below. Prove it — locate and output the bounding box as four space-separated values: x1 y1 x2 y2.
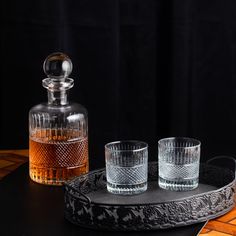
29 52 89 185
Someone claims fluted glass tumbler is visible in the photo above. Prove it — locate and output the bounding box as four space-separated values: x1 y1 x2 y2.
105 141 148 195
158 137 201 191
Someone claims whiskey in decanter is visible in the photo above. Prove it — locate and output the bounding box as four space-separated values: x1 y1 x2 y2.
29 52 89 185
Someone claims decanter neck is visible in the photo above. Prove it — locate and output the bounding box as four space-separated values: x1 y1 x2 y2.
42 77 74 106
47 90 69 105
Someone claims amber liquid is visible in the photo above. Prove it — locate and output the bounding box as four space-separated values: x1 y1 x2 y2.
29 130 89 185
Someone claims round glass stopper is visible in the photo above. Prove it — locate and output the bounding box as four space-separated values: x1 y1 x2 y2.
43 52 73 80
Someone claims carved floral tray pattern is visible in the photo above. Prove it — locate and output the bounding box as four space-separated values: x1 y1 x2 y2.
64 162 236 231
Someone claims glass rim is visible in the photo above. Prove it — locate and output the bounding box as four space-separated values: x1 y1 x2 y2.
105 140 148 152
158 137 201 148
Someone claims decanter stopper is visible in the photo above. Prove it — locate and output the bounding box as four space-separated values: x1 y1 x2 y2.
42 52 74 91
43 52 73 81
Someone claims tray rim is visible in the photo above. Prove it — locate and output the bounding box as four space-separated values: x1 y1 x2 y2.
64 161 236 231
65 206 235 231
65 162 236 206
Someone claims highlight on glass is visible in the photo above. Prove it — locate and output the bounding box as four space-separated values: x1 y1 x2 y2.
158 137 201 191
105 140 148 195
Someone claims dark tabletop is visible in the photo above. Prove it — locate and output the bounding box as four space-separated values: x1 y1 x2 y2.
0 163 206 236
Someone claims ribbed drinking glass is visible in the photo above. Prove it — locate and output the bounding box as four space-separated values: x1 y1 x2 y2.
105 140 148 195
158 137 201 191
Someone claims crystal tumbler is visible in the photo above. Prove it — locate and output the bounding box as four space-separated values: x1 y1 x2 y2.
158 137 201 191
105 140 148 195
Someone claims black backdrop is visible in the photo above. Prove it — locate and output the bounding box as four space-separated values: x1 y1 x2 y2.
1 0 236 169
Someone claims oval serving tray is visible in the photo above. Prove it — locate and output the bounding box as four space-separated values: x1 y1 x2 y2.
64 160 236 231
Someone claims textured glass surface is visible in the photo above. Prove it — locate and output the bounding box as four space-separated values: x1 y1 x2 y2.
158 137 201 191
29 52 89 185
105 140 148 195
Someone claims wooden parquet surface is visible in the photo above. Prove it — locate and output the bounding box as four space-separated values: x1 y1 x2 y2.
0 150 235 235
0 150 28 180
199 207 236 235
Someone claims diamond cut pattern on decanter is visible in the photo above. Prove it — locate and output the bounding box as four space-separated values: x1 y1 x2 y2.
30 138 88 168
